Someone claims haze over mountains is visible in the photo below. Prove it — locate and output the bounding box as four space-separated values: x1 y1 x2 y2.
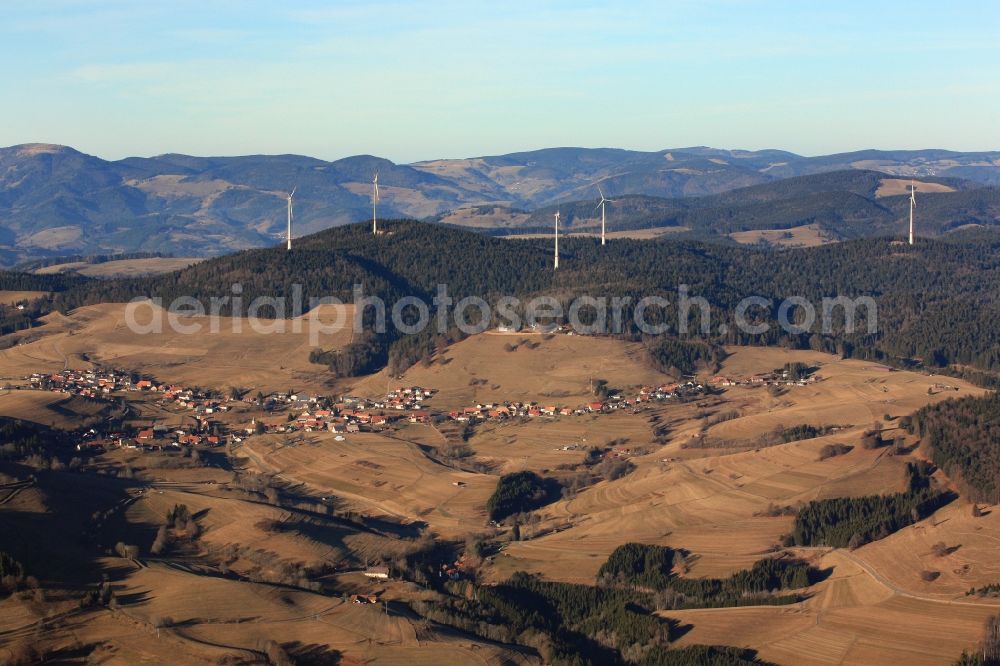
2 142 1000 266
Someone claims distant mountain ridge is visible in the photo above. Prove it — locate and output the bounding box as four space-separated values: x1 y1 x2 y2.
1 142 999 264
451 170 1000 244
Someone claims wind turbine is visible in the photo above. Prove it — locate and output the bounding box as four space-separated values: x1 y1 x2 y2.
286 186 296 251
372 171 380 235
596 185 615 246
908 180 916 246
554 210 560 270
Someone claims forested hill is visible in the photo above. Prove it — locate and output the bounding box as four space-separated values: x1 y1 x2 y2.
910 392 1000 503
18 219 997 380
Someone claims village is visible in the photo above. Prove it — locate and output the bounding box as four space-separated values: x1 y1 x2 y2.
10 364 822 455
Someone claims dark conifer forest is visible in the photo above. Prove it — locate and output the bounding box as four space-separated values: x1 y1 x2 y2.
787 462 956 548
416 545 813 665
910 392 1000 503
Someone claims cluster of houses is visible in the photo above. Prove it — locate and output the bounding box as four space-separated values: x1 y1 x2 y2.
438 554 473 581
38 364 822 458
39 366 718 453
710 370 820 387
26 371 440 452
29 368 151 398
255 387 439 435
445 381 708 424
155 387 232 415
637 381 708 400
79 386 441 447
349 593 379 604
75 424 224 453
27 368 234 416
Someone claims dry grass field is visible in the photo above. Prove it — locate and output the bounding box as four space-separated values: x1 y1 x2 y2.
0 389 108 428
348 332 671 410
467 410 657 474
507 226 690 240
20 225 83 250
729 223 831 247
483 347 985 584
852 498 1000 597
668 549 1000 665
0 447 533 664
435 206 532 229
0 290 47 306
132 487 343 566
875 178 957 198
0 302 353 393
34 257 205 277
604 226 691 239
5 559 535 665
240 429 495 540
125 476 423 576
487 443 873 584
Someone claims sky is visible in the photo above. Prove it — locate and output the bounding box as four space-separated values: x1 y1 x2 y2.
2 1 999 163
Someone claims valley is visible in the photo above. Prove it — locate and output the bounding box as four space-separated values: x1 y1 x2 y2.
1 303 997 664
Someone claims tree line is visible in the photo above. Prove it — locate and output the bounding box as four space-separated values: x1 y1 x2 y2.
418 570 775 665
646 338 726 376
597 543 818 610
909 392 1000 503
786 462 956 548
413 541 813 665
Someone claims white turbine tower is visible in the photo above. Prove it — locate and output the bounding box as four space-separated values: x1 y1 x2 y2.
908 180 917 246
596 185 615 246
554 210 560 270
372 171 380 235
286 186 296 251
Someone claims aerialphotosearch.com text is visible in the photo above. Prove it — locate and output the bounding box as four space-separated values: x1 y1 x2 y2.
124 283 878 345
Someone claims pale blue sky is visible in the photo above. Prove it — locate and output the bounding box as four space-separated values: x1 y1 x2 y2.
2 1 998 162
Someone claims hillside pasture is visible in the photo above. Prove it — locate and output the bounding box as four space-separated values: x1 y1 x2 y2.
466 410 658 475
729 223 831 247
0 302 353 393
875 178 957 198
0 290 47 305
852 497 1000 597
668 549 1000 665
484 347 984 584
42 257 205 277
239 430 495 540
95 562 535 665
0 389 107 428
348 332 670 411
